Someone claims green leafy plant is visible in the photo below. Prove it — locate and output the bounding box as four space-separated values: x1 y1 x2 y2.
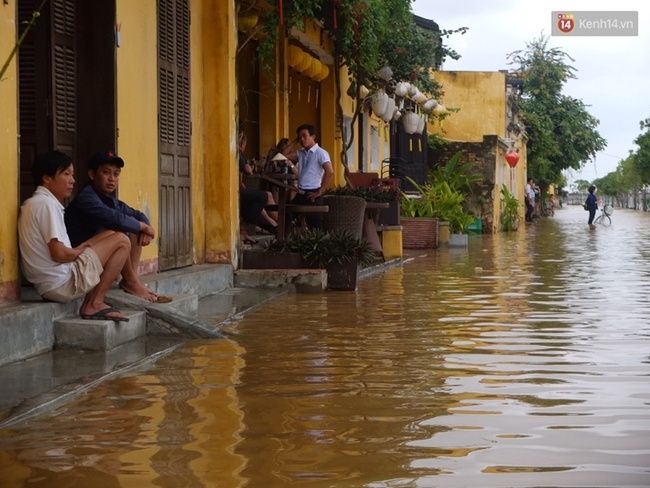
400 174 474 233
500 184 521 231
400 177 435 218
433 181 474 233
264 228 375 268
428 151 482 194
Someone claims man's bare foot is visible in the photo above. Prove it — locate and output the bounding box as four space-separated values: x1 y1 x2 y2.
119 281 159 302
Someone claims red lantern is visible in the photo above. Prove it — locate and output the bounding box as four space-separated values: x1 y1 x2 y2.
505 150 519 168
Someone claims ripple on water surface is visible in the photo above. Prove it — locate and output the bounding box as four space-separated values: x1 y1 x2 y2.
0 207 649 487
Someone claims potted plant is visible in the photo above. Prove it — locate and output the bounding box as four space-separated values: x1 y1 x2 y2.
261 229 375 290
400 177 439 249
432 181 474 247
500 184 521 231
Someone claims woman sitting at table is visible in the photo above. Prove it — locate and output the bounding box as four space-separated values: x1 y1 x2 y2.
265 137 299 172
239 134 277 243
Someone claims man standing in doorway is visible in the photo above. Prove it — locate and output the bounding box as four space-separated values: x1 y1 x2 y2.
289 124 334 228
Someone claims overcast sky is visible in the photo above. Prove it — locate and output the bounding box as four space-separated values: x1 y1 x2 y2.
411 0 650 186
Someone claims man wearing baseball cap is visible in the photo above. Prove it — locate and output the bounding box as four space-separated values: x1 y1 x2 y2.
65 150 171 303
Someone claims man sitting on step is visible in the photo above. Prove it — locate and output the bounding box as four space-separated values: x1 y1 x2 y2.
65 150 172 303
18 151 130 322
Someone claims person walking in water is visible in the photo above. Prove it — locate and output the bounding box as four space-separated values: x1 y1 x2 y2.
585 185 598 230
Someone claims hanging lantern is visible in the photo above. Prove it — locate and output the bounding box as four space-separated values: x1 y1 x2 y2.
370 91 389 117
312 63 329 82
433 104 446 116
380 97 396 122
402 111 419 135
295 52 311 72
377 66 393 82
288 45 302 68
359 85 370 99
505 150 520 168
238 13 259 33
304 57 321 79
416 114 427 134
422 99 438 112
394 82 409 98
413 91 428 104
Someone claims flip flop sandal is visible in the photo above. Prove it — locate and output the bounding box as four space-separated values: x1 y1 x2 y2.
80 307 130 322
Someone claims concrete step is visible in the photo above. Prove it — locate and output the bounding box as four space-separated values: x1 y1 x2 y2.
140 263 233 298
105 291 199 317
53 309 147 351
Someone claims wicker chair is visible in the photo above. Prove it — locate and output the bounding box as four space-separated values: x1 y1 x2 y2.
322 195 367 240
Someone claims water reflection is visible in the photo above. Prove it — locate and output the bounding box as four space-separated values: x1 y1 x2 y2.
1 206 649 487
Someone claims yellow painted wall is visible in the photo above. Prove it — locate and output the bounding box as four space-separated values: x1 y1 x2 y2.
429 71 528 232
431 71 507 141
115 0 160 268
197 0 239 265
0 2 20 301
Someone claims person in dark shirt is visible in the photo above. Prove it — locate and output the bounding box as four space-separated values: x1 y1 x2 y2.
65 151 171 303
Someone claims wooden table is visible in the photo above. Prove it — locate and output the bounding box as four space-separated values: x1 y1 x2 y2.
363 201 390 254
260 173 302 240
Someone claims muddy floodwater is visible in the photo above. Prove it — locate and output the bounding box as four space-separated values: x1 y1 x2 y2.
1 205 649 487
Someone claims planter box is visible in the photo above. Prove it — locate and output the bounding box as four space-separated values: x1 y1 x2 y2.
241 250 360 291
326 259 359 291
401 217 438 249
241 250 310 269
376 199 401 226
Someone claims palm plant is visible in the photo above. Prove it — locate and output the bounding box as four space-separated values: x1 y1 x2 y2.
500 184 521 231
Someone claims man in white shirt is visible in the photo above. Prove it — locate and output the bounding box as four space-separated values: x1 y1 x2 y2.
18 151 131 321
525 178 535 222
289 124 334 228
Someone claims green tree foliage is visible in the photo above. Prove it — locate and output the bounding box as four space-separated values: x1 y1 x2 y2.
573 179 591 192
258 0 466 183
508 35 606 191
633 117 650 184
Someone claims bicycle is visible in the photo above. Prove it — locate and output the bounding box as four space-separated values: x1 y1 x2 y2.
593 204 613 226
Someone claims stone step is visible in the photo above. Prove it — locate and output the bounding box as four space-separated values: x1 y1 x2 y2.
105 291 199 317
53 309 147 351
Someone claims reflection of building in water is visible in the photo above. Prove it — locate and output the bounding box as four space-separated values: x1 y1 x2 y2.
3 340 248 486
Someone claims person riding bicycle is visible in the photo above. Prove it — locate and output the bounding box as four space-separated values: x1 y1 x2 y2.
585 185 598 230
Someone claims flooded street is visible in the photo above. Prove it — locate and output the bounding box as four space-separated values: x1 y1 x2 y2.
1 205 650 487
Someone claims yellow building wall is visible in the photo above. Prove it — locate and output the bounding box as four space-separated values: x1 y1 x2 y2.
429 71 527 232
431 71 507 141
0 3 20 301
115 0 160 273
195 0 239 265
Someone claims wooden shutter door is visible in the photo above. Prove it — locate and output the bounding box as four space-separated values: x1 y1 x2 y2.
158 0 192 270
18 0 77 203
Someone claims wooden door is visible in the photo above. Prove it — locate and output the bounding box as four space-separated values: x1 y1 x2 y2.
18 0 76 203
18 0 116 202
158 0 192 270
